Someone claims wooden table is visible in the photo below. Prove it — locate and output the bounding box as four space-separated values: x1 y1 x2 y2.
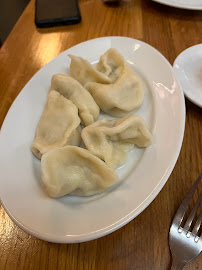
0 0 201 269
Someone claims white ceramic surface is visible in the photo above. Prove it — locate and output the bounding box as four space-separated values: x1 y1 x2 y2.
173 44 202 108
0 37 185 243
152 0 202 10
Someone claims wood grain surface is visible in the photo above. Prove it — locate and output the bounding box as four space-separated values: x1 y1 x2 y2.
0 0 201 269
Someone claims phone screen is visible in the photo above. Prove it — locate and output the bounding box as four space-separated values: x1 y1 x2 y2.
35 0 81 28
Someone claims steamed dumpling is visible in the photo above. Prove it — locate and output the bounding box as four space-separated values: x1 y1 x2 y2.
85 49 144 117
31 90 81 159
68 54 111 85
69 48 144 117
81 115 152 169
69 48 124 85
41 146 118 198
85 67 144 117
50 74 100 126
95 48 125 83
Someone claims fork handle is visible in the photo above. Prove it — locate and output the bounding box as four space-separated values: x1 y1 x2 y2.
171 260 186 270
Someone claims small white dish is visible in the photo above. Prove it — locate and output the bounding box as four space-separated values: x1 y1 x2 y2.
0 37 185 243
152 0 202 10
173 44 202 108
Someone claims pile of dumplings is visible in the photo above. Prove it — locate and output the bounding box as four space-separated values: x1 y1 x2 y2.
31 48 152 198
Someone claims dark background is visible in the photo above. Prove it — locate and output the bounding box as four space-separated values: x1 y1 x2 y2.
0 0 30 45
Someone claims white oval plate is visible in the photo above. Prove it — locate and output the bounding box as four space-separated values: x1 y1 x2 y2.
152 0 202 10
173 44 202 108
0 37 185 243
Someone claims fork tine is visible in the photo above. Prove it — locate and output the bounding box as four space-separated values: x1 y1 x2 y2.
172 174 202 227
192 211 202 238
183 194 202 233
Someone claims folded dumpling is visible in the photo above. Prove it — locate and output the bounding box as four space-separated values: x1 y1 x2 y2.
31 90 81 159
68 54 111 86
81 115 152 169
41 146 118 198
95 48 125 83
69 48 144 117
50 74 100 126
69 48 124 85
85 67 144 117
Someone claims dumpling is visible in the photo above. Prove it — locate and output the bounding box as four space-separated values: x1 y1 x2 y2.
69 48 144 117
85 49 144 117
68 48 124 85
50 74 100 126
68 54 111 86
31 90 81 159
95 48 125 83
41 146 118 198
85 67 144 117
81 115 152 169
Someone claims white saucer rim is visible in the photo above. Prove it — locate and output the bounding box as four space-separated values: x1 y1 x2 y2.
152 0 202 10
173 44 202 108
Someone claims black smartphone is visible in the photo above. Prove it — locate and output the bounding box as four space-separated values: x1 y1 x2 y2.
35 0 81 28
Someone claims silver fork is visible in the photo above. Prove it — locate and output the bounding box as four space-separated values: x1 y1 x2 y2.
169 174 202 270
